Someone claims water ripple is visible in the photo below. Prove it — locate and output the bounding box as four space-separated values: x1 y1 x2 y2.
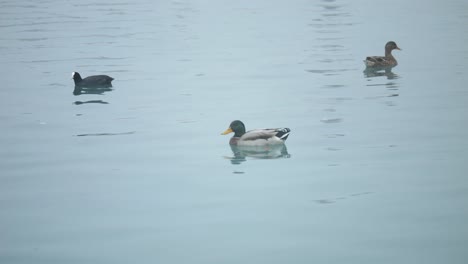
75 131 135 137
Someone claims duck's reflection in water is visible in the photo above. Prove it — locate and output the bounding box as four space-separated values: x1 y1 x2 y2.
363 66 399 80
227 144 291 165
364 67 401 93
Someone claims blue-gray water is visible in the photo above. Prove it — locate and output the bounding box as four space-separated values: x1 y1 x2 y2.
1 0 468 263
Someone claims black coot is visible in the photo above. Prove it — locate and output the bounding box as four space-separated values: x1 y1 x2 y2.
72 72 114 88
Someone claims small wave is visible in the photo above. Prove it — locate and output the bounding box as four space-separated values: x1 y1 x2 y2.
75 131 135 137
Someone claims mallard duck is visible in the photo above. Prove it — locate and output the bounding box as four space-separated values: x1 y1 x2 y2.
72 72 114 88
221 120 291 146
364 41 401 68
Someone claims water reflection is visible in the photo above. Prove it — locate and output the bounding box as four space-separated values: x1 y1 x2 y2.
364 67 401 92
305 0 355 76
73 100 109 105
75 131 135 137
321 117 342 124
315 192 374 205
73 85 113 96
363 67 399 80
226 144 291 165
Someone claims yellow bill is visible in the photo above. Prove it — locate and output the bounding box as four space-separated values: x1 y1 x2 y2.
221 127 233 135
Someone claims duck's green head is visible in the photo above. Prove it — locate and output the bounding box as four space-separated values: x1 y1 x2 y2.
385 41 401 52
221 120 246 137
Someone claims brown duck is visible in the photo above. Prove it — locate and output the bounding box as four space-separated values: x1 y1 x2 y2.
364 41 401 67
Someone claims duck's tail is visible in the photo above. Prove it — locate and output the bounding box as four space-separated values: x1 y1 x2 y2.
364 58 375 67
276 128 291 141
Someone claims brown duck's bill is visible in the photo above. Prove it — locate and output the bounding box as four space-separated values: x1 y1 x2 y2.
221 127 233 135
396 46 402 50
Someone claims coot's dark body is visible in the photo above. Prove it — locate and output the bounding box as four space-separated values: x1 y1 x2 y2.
72 72 114 88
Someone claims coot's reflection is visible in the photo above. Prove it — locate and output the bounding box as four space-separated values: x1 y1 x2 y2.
227 144 291 165
73 100 109 105
73 85 113 96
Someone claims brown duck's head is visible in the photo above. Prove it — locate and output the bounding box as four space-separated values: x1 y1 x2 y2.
385 41 401 52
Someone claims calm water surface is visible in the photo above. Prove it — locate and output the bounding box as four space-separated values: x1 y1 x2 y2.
1 0 468 263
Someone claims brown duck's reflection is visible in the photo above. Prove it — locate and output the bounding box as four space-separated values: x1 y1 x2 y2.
363 66 399 80
73 85 113 96
227 144 291 165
